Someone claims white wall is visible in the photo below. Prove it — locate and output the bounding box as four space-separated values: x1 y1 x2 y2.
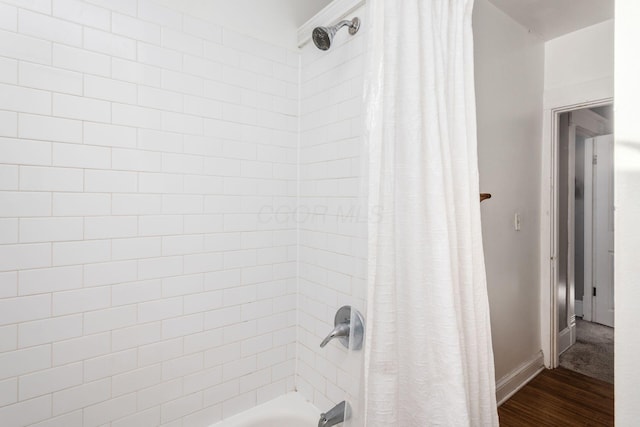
473 0 545 382
614 0 640 423
297 6 367 410
156 0 333 50
545 20 614 95
0 1 299 425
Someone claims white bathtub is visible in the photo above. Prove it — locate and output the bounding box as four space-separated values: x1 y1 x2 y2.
211 393 319 427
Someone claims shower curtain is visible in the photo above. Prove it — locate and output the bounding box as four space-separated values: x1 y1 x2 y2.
363 0 498 425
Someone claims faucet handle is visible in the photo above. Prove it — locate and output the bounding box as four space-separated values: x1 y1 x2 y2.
319 306 365 350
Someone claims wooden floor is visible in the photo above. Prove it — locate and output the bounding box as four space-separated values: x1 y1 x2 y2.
498 367 614 426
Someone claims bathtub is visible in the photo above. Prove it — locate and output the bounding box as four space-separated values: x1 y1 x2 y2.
211 392 320 427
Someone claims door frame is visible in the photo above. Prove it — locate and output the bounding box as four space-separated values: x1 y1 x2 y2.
541 96 613 369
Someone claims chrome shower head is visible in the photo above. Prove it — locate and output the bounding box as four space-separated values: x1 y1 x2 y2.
312 17 360 51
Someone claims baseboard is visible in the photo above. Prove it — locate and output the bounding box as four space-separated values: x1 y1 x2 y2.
575 300 584 317
496 351 545 406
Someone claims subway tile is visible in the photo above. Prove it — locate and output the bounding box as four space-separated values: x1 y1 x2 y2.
53 193 111 216
84 216 137 240
0 111 17 137
19 217 83 243
112 103 162 129
162 27 202 56
138 172 183 194
19 265 82 295
18 314 82 348
0 323 17 353
84 27 136 59
29 411 83 427
183 55 222 81
138 297 182 323
138 215 183 236
112 193 162 215
52 333 111 366
52 239 111 266
138 0 182 31
0 83 51 115
52 286 110 316
162 352 204 383
0 243 51 272
0 395 52 427
138 128 183 153
0 294 50 326
112 236 161 261
183 15 222 43
161 234 203 256
111 407 161 427
53 44 111 77
161 194 203 214
19 362 83 400
184 252 223 274
83 350 136 383
112 322 161 352
19 114 82 144
184 215 223 233
85 0 136 16
84 393 137 427
161 152 203 174
84 74 137 104
138 256 183 280
53 93 111 122
0 218 18 244
183 328 221 354
137 378 182 411
19 166 83 192
184 95 223 119
162 111 204 135
138 85 183 113
52 378 110 416
0 377 17 407
2 0 51 14
138 42 182 71
84 305 137 335
162 69 203 96
84 260 138 288
84 122 137 148
84 169 138 193
161 313 202 339
19 9 82 47
19 62 82 95
0 344 50 380
53 143 110 169
112 57 161 86
112 148 162 172
161 273 203 297
184 291 222 315
112 279 161 307
52 0 111 30
0 191 48 218
0 29 51 65
137 337 182 367
0 3 17 31
113 13 160 44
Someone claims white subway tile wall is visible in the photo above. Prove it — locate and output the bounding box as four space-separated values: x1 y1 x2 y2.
297 12 367 410
0 0 299 425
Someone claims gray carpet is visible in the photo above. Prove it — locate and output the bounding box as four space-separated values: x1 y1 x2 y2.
559 318 614 383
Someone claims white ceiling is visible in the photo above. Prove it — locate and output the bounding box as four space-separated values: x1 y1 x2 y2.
488 0 614 40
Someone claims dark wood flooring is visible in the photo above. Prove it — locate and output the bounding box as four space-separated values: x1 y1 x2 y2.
498 367 614 426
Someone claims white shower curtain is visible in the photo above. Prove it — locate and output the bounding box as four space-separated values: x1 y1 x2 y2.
363 0 498 426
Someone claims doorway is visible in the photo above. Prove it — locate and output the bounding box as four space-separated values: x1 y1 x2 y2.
555 104 614 383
